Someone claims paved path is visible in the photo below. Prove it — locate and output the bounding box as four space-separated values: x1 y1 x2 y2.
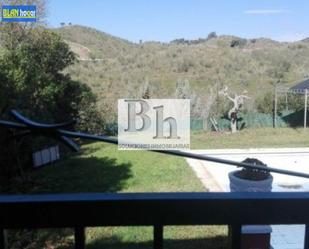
186 148 309 249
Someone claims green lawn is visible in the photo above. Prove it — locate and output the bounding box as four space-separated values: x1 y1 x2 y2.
191 127 309 149
31 142 204 194
7 142 228 249
10 127 306 248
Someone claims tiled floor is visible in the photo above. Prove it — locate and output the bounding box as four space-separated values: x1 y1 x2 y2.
186 148 309 249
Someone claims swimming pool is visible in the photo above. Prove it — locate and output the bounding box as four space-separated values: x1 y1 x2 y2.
192 147 309 192
187 147 309 249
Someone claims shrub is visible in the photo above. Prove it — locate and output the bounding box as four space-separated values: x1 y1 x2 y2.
230 38 247 48
235 158 270 181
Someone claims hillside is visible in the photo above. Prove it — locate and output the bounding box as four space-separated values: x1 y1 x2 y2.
54 25 137 59
54 25 309 122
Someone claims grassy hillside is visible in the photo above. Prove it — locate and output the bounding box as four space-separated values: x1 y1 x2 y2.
54 25 309 122
54 25 137 58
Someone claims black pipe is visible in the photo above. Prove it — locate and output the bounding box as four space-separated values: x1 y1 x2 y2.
1 111 309 179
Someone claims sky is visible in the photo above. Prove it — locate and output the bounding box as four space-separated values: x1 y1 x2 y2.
48 0 309 43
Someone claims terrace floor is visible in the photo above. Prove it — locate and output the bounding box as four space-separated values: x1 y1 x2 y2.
187 147 309 249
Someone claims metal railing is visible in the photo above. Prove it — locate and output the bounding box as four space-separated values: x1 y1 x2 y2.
0 192 308 249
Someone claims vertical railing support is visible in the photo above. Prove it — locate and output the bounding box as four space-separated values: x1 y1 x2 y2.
230 224 242 249
305 224 309 249
153 225 163 249
74 227 85 249
0 229 5 249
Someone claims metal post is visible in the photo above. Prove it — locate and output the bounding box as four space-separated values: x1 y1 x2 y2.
305 89 308 129
74 227 85 249
154 225 163 249
230 224 242 249
0 229 5 249
274 87 277 128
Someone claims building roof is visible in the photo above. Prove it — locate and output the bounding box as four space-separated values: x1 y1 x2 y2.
290 78 309 92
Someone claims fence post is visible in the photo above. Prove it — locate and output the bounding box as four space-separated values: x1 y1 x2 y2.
273 86 277 128
74 227 85 249
305 89 308 129
153 225 163 249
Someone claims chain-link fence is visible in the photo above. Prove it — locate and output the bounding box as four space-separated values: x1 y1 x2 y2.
191 111 307 131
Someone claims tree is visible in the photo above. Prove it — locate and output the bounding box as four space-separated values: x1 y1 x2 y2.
207 31 217 40
255 91 274 114
230 38 247 48
1 29 76 120
219 86 250 133
0 25 104 186
175 79 190 99
175 80 216 129
256 91 303 114
139 78 151 99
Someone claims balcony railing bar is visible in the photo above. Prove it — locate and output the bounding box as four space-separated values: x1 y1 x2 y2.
0 192 308 249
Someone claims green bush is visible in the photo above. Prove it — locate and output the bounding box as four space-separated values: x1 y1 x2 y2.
0 25 104 185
